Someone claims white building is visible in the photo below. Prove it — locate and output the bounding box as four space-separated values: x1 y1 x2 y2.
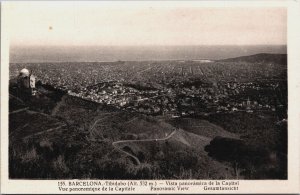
17 68 37 96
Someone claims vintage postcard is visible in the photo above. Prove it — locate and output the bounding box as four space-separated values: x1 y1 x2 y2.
1 1 300 194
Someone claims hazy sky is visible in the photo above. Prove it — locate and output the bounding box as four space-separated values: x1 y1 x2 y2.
7 2 287 46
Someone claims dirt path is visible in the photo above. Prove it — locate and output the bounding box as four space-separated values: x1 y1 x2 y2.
89 113 119 134
23 124 66 140
9 107 29 115
112 129 177 165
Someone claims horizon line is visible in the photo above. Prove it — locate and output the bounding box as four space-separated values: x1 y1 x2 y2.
9 53 288 64
10 44 287 48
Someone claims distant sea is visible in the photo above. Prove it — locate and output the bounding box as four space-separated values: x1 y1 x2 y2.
10 45 287 63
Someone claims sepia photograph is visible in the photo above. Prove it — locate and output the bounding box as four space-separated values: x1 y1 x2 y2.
2 1 300 194
7 3 288 180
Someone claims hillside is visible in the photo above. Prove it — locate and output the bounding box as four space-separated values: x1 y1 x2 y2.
218 53 287 65
167 118 239 139
9 72 286 179
9 82 239 179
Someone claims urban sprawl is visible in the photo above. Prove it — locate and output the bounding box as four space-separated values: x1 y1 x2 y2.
10 60 286 117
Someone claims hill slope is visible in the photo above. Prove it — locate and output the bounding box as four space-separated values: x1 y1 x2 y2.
218 53 287 65
9 83 238 179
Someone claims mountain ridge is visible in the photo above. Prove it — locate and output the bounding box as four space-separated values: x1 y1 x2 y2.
218 53 287 65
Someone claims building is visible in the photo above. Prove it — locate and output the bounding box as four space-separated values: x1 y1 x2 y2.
17 68 37 96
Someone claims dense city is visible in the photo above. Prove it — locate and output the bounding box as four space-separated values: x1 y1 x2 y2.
10 59 287 118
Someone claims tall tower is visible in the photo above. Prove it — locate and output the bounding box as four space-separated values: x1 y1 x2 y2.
17 68 36 96
246 97 251 106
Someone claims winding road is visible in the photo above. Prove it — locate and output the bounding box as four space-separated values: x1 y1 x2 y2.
88 114 178 165
112 129 177 165
88 113 119 135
